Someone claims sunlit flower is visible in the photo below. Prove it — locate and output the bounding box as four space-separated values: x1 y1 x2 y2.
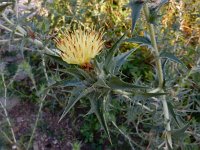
54 28 104 66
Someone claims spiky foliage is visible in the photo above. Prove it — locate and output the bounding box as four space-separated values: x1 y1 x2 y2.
48 31 165 144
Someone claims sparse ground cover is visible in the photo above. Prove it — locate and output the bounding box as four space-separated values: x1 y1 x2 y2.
0 0 200 149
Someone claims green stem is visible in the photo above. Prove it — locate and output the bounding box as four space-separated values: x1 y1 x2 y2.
1 73 18 148
143 4 172 149
26 93 48 150
143 5 163 89
27 56 50 150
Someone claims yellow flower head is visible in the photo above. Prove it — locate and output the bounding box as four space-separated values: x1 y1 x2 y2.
54 28 104 66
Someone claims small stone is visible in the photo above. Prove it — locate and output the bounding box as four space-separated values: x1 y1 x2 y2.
15 71 28 81
0 97 20 111
17 117 23 122
53 139 58 145
12 145 17 150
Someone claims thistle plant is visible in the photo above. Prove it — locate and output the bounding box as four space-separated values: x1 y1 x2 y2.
47 24 167 146
0 0 199 149
52 30 129 140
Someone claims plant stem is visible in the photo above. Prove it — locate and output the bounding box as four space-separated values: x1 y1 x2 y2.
26 53 51 150
143 5 163 89
0 73 17 147
26 93 48 150
42 54 49 84
27 56 50 149
143 4 172 149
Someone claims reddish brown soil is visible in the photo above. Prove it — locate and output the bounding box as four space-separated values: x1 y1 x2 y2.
6 102 75 150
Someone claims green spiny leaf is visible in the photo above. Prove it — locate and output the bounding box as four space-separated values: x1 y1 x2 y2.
74 67 93 81
151 0 168 11
86 93 98 116
129 0 144 32
102 94 112 144
111 48 138 74
167 102 181 127
57 67 93 82
105 34 126 71
172 123 190 139
107 76 148 90
46 54 69 68
46 80 83 91
160 52 186 67
124 36 152 48
59 86 94 121
93 59 103 75
93 78 110 89
88 94 112 144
